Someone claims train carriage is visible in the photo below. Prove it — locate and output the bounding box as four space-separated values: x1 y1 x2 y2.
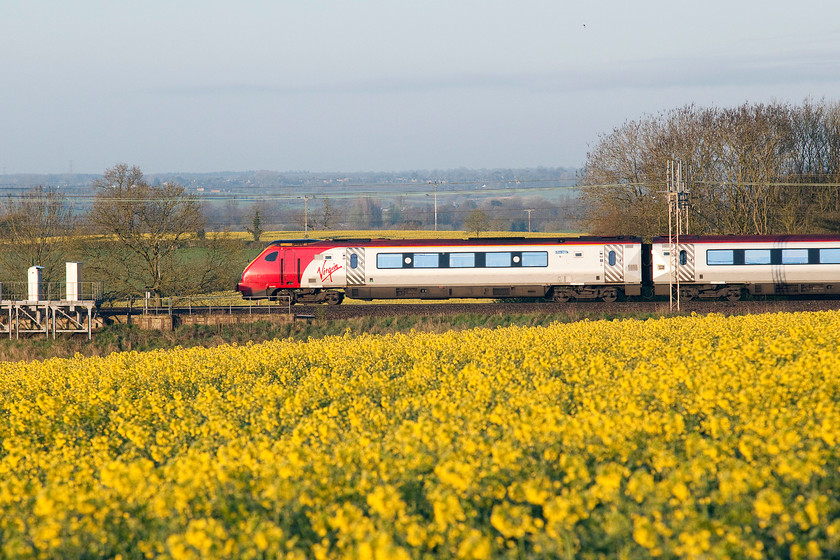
651 235 840 300
237 236 644 304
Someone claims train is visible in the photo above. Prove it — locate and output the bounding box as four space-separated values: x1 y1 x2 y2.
235 235 840 304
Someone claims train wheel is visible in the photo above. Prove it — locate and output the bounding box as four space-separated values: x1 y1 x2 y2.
726 289 742 302
601 288 618 303
325 292 344 305
552 290 571 303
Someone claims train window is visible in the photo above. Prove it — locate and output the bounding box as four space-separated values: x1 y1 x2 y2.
376 253 403 269
744 250 771 265
678 250 687 266
820 248 840 264
707 250 734 265
350 254 358 269
522 252 548 267
486 252 512 267
608 250 617 266
450 253 475 268
782 249 808 264
414 253 439 268
265 251 278 262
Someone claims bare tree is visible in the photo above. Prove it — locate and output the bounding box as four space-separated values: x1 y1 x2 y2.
699 103 792 234
786 99 840 231
315 197 339 230
579 115 668 238
348 197 382 229
464 209 491 237
579 101 840 237
0 186 75 282
87 164 205 296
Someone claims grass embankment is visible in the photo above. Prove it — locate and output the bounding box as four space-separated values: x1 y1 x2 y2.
0 308 660 362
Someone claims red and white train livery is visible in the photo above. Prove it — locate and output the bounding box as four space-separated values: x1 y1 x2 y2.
236 237 644 304
236 234 840 303
651 235 840 300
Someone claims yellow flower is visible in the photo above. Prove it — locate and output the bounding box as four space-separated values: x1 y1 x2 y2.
2 310 840 558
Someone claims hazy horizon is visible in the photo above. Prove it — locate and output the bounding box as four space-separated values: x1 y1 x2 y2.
2 0 839 175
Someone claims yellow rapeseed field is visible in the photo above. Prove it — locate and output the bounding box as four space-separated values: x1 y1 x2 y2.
1 311 839 559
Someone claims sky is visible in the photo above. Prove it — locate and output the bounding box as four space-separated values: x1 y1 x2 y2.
2 0 839 175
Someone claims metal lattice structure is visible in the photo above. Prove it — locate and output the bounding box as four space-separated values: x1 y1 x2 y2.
667 160 690 311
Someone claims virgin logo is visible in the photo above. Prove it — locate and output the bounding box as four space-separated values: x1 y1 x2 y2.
318 263 343 282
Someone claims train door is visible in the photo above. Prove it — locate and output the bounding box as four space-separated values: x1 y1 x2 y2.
604 244 624 283
677 244 695 282
345 247 366 285
282 249 298 286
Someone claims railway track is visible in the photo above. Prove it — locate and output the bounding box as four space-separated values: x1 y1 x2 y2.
103 297 840 322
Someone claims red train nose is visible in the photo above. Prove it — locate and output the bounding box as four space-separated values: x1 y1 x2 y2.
236 283 253 297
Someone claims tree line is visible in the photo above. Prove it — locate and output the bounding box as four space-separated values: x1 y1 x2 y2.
580 99 840 238
0 164 240 298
